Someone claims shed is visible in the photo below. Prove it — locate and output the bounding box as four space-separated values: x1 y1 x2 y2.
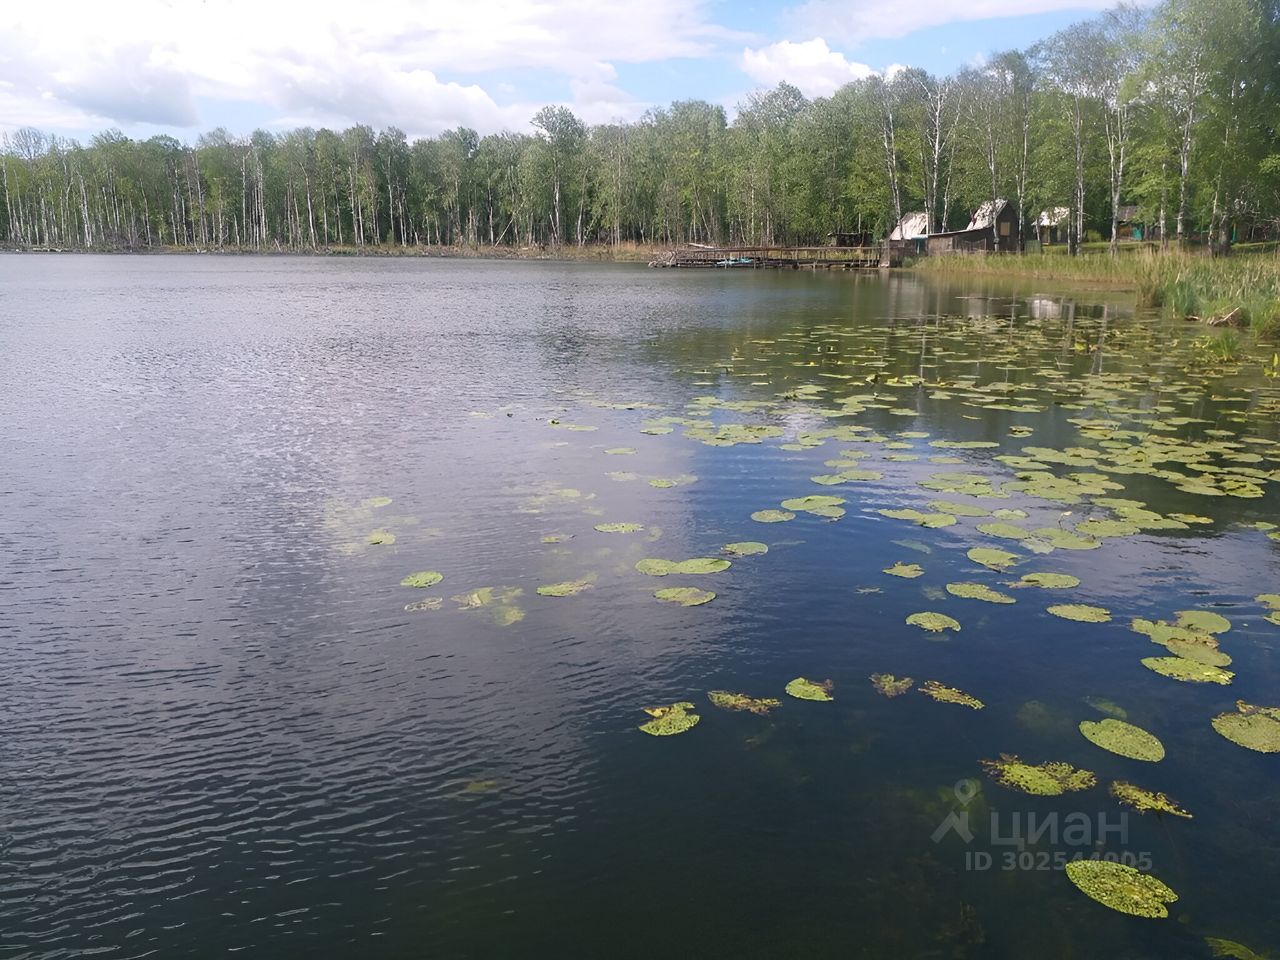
1036 207 1070 246
888 212 929 255
927 199 1019 254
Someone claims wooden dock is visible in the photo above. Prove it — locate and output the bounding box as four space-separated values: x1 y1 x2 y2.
649 244 897 269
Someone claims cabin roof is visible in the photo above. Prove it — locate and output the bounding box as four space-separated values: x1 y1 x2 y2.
889 211 930 240
966 199 1009 231
1036 206 1070 227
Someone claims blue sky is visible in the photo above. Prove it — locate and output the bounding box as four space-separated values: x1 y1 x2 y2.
0 0 1141 143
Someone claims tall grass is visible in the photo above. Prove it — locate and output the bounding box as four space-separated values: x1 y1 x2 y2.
915 248 1280 338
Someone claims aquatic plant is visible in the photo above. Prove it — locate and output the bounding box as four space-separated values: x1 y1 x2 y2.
785 677 834 701
1018 572 1080 589
884 562 925 578
638 701 700 736
536 576 596 597
1141 657 1233 684
946 583 1016 604
907 612 961 633
869 673 914 697
1047 604 1111 623
368 528 396 545
722 541 768 557
919 681 984 709
594 522 644 533
1063 860 1178 918
401 570 444 588
1079 719 1165 761
707 690 781 714
654 587 716 606
1110 781 1191 818
751 509 795 523
968 547 1020 571
1211 701 1280 752
980 755 1097 795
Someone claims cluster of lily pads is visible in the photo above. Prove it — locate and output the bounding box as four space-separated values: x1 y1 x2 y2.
351 308 1280 943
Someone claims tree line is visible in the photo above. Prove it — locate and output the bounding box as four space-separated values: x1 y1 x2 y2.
2 0 1277 255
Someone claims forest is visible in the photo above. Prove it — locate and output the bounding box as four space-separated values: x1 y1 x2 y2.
2 0 1277 256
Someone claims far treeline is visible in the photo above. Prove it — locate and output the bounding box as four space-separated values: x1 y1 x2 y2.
2 0 1278 256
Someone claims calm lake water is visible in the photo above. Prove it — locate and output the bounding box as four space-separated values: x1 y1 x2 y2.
2 255 1279 959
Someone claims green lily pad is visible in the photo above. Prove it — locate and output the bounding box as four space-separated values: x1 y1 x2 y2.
946 583 1015 604
1063 860 1178 918
869 673 913 697
1110 781 1191 818
751 509 796 523
451 586 525 626
707 690 781 714
1079 719 1165 761
654 587 716 606
404 597 443 612
884 562 924 579
919 680 984 709
1018 572 1080 589
1031 527 1102 550
594 522 644 533
928 500 990 518
604 447 636 455
1048 604 1112 623
785 677 834 701
1175 610 1231 634
980 754 1097 795
968 547 1020 571
1256 594 1280 610
536 576 596 597
1211 701 1280 752
362 496 393 509
1141 657 1233 685
907 612 961 633
401 570 444 588
368 528 396 545
673 558 731 574
636 558 677 576
638 701 700 736
722 541 768 557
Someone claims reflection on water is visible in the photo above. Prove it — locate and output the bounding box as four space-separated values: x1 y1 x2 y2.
1 256 1278 959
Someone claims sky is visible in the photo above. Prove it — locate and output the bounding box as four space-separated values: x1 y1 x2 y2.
0 0 1145 143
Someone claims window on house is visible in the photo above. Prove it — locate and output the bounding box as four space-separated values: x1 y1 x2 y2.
999 220 1010 237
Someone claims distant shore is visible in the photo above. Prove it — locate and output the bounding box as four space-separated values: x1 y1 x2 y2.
3 242 660 263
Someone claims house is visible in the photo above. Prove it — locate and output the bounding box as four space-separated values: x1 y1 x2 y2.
1036 207 1070 246
927 199 1020 254
888 211 929 255
1115 205 1144 241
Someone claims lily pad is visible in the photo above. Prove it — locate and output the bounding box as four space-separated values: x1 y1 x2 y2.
1018 572 1080 589
594 522 644 533
919 680 984 710
368 528 396 545
636 558 677 576
401 570 444 588
673 558 731 575
638 701 700 736
884 562 925 579
869 673 913 697
722 541 768 557
536 576 596 597
968 547 1020 571
980 754 1097 795
654 587 716 606
707 690 781 715
785 677 834 701
1205 938 1267 960
1083 696 1128 719
404 597 443 612
946 582 1016 604
907 611 961 633
1142 657 1233 685
451 586 525 626
1063 860 1178 919
604 447 636 455
1211 701 1280 752
1110 781 1191 818
1048 604 1112 623
977 522 1030 540
1079 719 1165 761
1175 609 1231 634
751 509 795 523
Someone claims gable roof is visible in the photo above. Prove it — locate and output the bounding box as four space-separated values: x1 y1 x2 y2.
889 211 930 240
1037 206 1070 227
967 199 1009 231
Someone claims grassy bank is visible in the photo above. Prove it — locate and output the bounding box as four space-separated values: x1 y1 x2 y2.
913 248 1280 338
6 240 660 262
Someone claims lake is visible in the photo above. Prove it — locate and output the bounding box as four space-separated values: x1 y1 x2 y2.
2 255 1278 959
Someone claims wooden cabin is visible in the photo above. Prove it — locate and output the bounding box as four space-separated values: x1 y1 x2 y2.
927 200 1020 254
1036 207 1070 246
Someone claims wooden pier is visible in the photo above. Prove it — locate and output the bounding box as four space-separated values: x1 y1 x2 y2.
649 244 898 269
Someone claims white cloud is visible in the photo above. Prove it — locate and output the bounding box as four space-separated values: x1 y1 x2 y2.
0 0 738 138
785 0 1154 45
740 39 875 97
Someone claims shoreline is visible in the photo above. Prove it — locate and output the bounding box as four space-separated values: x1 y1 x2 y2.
1 243 660 264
